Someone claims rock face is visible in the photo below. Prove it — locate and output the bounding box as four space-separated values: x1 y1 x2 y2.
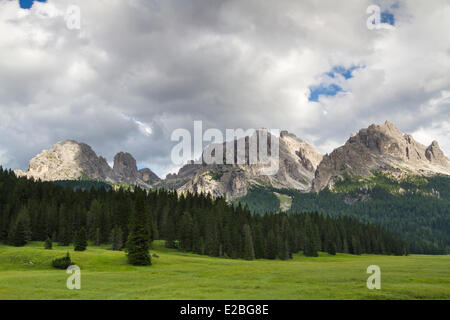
139 168 161 184
170 129 323 199
312 121 450 191
14 121 450 199
113 152 139 184
15 140 160 187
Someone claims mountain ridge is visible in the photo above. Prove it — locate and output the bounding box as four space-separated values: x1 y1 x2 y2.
312 121 450 191
14 139 160 188
13 121 450 198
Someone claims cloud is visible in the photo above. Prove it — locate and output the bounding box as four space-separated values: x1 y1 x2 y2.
0 0 449 178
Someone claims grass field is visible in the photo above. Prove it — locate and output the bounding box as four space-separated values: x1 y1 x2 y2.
0 241 448 300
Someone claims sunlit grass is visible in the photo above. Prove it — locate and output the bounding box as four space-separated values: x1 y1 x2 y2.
0 241 448 300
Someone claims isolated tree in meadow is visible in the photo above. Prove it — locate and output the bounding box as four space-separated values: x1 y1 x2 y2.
126 191 151 266
74 227 88 251
45 236 52 250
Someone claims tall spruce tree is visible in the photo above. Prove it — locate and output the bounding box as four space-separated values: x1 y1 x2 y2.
110 226 123 251
45 236 52 249
326 240 336 255
304 226 319 257
266 230 277 259
351 236 361 255
242 224 255 260
74 227 87 251
9 219 27 247
126 191 151 265
95 227 101 246
179 212 194 252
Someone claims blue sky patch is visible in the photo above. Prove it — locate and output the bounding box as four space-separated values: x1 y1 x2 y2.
309 84 343 102
309 65 360 101
18 0 47 9
326 65 359 80
381 10 395 25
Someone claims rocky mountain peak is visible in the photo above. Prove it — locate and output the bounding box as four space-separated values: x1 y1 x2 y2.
113 152 139 184
13 121 448 199
313 121 450 191
15 140 159 188
14 139 115 182
139 168 161 184
172 130 323 199
425 140 447 165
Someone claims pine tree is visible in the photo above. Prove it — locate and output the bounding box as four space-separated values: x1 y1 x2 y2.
192 222 203 254
95 227 101 246
242 224 255 260
179 212 194 252
326 240 336 255
52 231 57 245
9 219 27 247
126 191 151 265
58 207 71 246
45 236 52 250
343 236 349 253
304 226 319 257
110 226 123 251
351 236 361 255
74 227 88 251
204 214 219 256
59 226 71 246
278 216 290 260
302 215 319 257
252 223 265 259
265 230 277 259
20 207 32 242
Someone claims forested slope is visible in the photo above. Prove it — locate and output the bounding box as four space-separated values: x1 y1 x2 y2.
0 167 405 259
236 174 450 254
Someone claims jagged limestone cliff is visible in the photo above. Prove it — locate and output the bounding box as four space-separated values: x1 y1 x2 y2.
14 140 160 187
312 121 450 191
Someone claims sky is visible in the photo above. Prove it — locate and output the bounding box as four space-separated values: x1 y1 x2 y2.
0 0 449 178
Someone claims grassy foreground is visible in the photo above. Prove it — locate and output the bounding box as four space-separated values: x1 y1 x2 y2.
0 241 448 300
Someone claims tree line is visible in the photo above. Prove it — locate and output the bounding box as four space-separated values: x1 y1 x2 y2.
238 175 450 255
0 167 405 265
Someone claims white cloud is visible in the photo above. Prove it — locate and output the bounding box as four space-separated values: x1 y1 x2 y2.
0 0 449 178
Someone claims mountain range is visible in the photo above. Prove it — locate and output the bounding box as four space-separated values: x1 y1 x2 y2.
14 121 450 199
14 140 160 189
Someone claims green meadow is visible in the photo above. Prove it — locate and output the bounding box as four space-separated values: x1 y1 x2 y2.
0 241 448 300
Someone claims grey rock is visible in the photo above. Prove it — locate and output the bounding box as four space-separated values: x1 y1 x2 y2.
174 129 323 199
312 121 450 191
15 140 159 188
